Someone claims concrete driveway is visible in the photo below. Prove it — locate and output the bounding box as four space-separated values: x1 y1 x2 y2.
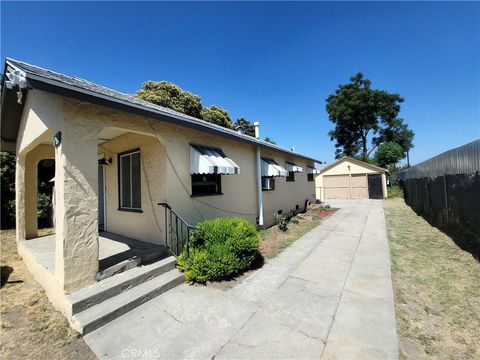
85 199 398 359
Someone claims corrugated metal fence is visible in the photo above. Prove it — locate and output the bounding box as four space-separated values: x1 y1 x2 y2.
398 140 480 179
398 140 480 255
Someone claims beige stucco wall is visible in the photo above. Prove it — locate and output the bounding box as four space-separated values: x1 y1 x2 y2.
100 118 316 240
99 132 168 243
15 90 318 298
60 96 316 240
315 159 387 200
260 150 317 226
16 90 63 155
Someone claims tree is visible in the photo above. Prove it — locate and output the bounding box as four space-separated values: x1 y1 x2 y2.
0 152 15 229
376 117 415 166
234 118 255 137
200 105 233 128
136 81 203 118
374 142 404 169
264 137 277 145
326 73 404 161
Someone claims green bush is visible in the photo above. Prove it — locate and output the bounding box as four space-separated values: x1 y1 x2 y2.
177 217 259 283
388 185 404 199
275 213 288 232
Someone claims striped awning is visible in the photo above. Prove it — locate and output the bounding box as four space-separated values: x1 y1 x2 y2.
307 166 321 174
285 162 303 173
190 145 240 175
261 158 288 177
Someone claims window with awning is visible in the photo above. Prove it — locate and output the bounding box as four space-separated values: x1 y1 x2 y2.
285 162 303 173
261 158 288 177
190 145 240 175
307 166 320 181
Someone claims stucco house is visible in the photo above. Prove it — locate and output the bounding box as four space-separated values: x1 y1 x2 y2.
0 58 322 332
315 156 388 201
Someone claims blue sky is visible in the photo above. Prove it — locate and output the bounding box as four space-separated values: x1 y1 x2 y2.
1 1 479 165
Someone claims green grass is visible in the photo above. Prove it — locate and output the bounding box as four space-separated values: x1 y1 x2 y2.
384 199 480 359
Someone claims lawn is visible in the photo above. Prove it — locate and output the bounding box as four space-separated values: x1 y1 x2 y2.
384 198 480 359
0 229 95 360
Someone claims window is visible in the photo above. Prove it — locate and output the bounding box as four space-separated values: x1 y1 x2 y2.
307 173 314 182
191 174 222 196
262 177 275 191
118 149 141 211
286 171 295 182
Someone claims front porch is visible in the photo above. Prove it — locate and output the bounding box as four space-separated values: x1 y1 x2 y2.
21 232 168 277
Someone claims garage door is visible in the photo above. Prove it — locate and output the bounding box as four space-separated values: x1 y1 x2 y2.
324 174 369 199
324 175 350 198
351 174 368 198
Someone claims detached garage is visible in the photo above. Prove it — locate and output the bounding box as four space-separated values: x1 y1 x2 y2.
315 157 388 201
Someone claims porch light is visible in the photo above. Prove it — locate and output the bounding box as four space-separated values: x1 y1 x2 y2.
98 158 112 166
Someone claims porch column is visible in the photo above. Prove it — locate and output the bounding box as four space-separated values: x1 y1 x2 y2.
54 122 99 293
15 154 26 243
25 153 39 239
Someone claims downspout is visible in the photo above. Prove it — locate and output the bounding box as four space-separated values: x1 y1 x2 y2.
254 122 264 226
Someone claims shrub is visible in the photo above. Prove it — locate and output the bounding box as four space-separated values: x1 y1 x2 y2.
177 217 259 283
388 185 404 199
275 213 288 232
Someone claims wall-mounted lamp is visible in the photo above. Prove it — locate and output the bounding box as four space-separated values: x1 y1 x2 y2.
54 131 61 148
98 157 112 166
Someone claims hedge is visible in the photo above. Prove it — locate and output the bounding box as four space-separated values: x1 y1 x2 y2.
177 217 259 283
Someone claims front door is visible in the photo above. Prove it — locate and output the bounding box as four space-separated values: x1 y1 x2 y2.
367 174 383 199
98 165 106 230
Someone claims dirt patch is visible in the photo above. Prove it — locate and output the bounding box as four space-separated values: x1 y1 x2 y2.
384 198 480 359
0 229 96 360
258 205 336 260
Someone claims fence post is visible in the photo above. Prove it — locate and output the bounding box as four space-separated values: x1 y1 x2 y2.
425 178 429 214
443 173 449 224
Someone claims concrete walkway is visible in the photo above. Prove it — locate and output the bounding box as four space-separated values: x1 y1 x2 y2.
84 199 398 359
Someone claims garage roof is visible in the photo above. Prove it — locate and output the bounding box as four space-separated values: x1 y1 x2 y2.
319 156 389 174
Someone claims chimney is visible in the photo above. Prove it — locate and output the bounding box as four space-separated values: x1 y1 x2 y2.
254 122 260 139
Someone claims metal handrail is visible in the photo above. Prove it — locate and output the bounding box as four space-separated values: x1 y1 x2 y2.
158 203 196 257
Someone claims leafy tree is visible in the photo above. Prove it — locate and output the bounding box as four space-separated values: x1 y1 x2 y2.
136 81 203 119
200 105 233 128
374 141 404 169
234 118 255 137
376 117 415 166
1 152 15 229
264 137 277 145
326 73 404 161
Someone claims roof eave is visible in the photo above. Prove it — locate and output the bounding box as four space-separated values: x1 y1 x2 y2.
319 156 389 174
9 60 322 164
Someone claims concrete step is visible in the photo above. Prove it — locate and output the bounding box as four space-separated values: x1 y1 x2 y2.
68 256 177 315
71 268 184 334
